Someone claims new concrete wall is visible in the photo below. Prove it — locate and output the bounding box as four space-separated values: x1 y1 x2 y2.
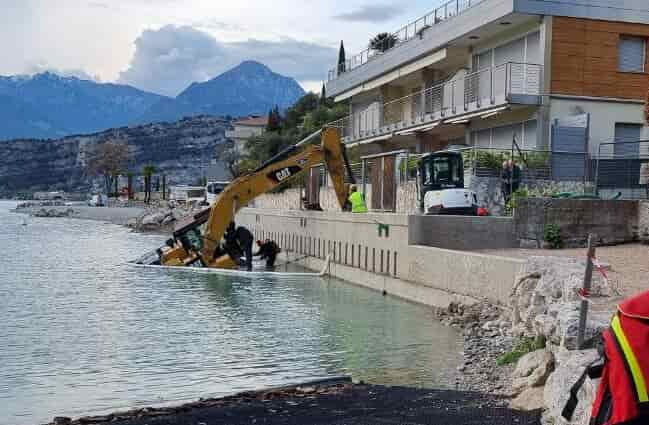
236 208 525 306
515 198 639 247
409 215 518 250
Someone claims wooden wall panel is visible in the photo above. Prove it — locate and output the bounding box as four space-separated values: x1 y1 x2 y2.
551 17 649 100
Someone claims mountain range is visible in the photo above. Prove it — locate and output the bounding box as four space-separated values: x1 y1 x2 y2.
0 61 305 141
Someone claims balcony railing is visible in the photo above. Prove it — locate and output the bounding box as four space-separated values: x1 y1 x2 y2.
328 0 486 81
328 62 542 144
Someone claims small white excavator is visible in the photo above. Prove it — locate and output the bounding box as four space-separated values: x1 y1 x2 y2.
417 150 479 215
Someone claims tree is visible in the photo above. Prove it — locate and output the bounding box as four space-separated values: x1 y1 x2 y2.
127 172 134 200
141 164 156 204
320 82 327 104
337 41 346 75
86 141 129 196
215 138 243 178
266 106 282 132
369 32 398 53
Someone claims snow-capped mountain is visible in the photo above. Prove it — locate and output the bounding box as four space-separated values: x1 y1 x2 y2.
0 72 166 140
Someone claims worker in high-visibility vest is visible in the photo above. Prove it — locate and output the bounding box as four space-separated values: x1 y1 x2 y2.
348 185 368 213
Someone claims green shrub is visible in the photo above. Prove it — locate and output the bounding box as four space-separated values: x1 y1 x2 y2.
544 224 564 249
496 336 547 366
505 187 529 215
522 151 551 169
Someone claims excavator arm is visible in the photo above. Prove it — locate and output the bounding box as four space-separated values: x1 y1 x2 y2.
159 127 351 268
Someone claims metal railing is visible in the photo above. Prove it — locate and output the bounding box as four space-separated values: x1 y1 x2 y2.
328 62 542 144
329 0 486 81
595 140 649 199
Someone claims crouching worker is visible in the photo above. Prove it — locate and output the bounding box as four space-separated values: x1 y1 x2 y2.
255 239 281 269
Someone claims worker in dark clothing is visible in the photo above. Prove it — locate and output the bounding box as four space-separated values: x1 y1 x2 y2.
226 222 254 270
255 239 281 269
501 159 522 205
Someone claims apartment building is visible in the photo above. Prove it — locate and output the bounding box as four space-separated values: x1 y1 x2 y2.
225 115 268 154
326 0 649 161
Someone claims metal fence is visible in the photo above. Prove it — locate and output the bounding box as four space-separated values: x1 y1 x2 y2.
595 140 649 200
328 0 486 80
461 147 593 183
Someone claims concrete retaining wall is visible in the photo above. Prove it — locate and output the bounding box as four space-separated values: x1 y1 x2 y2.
409 215 518 250
515 198 639 247
236 208 525 306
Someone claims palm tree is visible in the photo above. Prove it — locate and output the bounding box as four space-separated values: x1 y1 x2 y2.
369 32 398 53
142 165 157 204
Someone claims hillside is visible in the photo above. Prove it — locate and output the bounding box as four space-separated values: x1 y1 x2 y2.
0 116 230 195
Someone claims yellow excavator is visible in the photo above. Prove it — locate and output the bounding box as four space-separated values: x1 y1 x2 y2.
136 128 353 270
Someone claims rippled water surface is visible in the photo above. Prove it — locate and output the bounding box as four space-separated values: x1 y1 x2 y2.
0 201 461 425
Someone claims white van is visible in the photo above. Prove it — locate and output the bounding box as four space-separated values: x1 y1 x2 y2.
206 181 229 204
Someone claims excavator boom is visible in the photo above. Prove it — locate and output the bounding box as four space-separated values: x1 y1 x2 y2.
156 127 351 268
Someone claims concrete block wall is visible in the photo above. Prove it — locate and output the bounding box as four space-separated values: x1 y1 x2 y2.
515 198 639 247
236 208 525 306
409 215 518 250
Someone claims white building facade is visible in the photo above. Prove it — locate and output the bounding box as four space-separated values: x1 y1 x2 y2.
326 0 649 160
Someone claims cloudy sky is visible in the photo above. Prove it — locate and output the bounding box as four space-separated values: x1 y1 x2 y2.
1 0 437 96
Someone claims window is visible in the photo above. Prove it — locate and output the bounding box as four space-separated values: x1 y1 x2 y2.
618 36 646 73
523 120 538 149
614 123 641 157
471 120 539 149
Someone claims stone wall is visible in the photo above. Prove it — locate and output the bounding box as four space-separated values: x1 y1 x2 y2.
639 201 649 240
252 188 302 210
515 198 639 248
396 181 419 215
249 182 419 214
468 176 589 217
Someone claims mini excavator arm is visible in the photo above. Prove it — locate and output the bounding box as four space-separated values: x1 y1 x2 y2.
160 128 351 268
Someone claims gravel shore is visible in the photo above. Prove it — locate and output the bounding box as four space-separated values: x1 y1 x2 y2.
47 379 541 425
14 205 145 226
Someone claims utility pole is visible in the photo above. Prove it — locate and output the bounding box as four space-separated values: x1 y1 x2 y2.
577 234 596 349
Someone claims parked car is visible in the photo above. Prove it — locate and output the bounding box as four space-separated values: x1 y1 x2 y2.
87 194 106 207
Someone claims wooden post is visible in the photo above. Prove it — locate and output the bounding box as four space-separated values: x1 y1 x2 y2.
578 234 596 349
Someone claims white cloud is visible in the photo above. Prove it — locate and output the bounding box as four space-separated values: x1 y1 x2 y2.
334 4 403 23
118 25 336 96
25 62 102 81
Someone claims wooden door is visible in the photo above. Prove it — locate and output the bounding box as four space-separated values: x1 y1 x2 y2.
382 156 396 212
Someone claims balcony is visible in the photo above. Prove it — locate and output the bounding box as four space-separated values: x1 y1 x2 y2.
328 62 543 145
328 0 488 82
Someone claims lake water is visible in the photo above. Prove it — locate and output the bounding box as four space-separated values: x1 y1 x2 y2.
0 200 461 425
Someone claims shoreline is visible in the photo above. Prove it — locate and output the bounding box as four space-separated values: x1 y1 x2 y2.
13 204 145 227
46 379 541 425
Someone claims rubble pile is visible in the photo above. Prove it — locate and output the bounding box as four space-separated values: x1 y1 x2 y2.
128 201 205 232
